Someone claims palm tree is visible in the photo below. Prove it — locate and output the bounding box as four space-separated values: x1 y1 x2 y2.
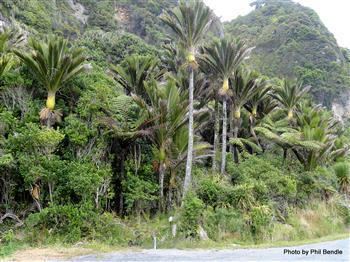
200 38 252 174
0 52 10 78
132 78 189 210
161 0 213 197
230 68 260 163
111 55 164 98
0 29 23 78
244 78 271 148
14 36 87 127
271 79 310 121
294 104 348 170
333 162 350 195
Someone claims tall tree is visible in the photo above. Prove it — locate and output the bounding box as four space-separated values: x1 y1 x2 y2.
132 78 189 210
14 36 87 127
244 78 271 148
200 38 252 174
161 0 213 197
230 68 260 163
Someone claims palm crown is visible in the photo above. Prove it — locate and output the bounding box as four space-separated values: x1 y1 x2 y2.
0 29 23 78
200 38 252 95
271 79 310 120
14 36 86 111
230 68 261 119
161 0 213 65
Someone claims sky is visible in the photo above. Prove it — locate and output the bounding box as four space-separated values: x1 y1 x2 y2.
203 0 350 48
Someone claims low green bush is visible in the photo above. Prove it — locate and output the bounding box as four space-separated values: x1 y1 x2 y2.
196 175 227 208
203 207 245 241
249 205 273 241
24 204 130 244
180 192 205 238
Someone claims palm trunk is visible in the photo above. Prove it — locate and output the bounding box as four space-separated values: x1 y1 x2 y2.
220 100 227 175
233 116 240 164
249 116 261 151
159 162 165 211
48 182 53 204
283 148 288 164
229 108 234 155
212 98 219 172
46 90 56 110
183 68 194 198
41 90 56 128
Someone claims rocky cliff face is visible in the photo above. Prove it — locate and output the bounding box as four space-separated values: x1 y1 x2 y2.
332 91 350 122
0 11 10 30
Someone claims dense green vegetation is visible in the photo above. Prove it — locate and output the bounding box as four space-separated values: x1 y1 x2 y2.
225 0 350 106
0 0 349 257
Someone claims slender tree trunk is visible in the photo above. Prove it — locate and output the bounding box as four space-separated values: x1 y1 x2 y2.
48 182 53 204
283 148 288 164
159 162 165 211
46 90 56 110
233 117 240 163
183 68 194 198
249 116 261 151
229 108 234 155
221 100 227 175
212 98 220 173
118 148 125 215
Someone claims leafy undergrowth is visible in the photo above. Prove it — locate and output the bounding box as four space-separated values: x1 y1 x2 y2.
1 200 349 260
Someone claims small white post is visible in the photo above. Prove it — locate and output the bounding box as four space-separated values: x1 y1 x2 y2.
152 233 157 250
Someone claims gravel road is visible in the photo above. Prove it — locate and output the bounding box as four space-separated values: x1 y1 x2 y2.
65 238 350 261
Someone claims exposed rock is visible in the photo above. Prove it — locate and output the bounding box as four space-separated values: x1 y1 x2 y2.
198 225 209 241
67 0 88 24
171 224 177 237
0 11 9 31
332 90 350 122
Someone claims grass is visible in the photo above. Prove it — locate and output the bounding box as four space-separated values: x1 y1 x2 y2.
3 231 349 262
151 231 349 250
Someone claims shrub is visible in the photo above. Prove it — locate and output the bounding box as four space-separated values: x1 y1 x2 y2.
122 162 158 214
226 183 256 211
25 204 130 244
180 192 205 238
196 175 227 208
203 207 245 241
249 205 273 241
333 162 350 194
229 155 297 203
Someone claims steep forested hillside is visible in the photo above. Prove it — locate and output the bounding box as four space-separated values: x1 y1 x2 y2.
224 0 350 106
1 0 348 107
0 0 177 43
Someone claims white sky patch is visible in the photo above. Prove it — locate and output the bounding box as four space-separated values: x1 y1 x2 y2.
203 0 350 48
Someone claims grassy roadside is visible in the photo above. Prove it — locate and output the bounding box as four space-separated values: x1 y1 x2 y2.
3 231 349 261
153 231 350 249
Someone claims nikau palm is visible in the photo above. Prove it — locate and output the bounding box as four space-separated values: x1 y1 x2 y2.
133 78 189 209
0 29 23 78
14 36 87 127
271 80 310 121
244 80 271 148
201 38 252 174
161 0 213 197
111 55 164 98
230 68 260 163
0 31 10 77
